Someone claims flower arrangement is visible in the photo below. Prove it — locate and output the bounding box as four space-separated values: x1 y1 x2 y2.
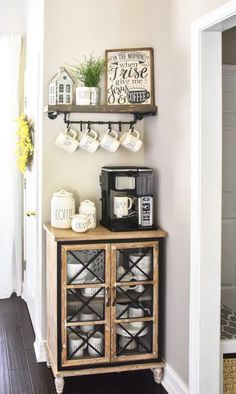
69 54 106 87
16 114 34 173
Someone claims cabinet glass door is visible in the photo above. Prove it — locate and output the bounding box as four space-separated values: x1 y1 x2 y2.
111 242 159 362
61 244 110 367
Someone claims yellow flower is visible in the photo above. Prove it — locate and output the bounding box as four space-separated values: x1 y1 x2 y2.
16 113 34 173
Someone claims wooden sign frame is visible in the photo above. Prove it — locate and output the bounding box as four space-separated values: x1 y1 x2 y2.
105 47 155 106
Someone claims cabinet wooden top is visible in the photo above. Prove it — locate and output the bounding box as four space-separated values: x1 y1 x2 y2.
44 224 167 242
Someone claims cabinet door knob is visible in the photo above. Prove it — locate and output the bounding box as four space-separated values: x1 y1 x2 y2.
26 211 37 217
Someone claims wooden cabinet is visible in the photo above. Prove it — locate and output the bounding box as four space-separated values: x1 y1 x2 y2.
44 225 167 394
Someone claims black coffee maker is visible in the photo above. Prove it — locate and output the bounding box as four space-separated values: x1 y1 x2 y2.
100 166 156 231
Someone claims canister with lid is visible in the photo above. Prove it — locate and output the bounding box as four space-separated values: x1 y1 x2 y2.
51 189 75 229
79 199 96 228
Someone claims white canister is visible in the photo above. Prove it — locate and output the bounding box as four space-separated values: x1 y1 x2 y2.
79 199 96 228
51 189 75 229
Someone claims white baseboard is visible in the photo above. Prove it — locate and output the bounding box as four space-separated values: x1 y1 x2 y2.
162 363 188 394
34 336 47 362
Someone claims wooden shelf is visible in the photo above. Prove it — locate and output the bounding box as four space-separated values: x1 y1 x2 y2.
44 224 167 242
44 104 158 116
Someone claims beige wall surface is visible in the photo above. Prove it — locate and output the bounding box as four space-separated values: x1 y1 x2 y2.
143 0 229 386
223 26 236 64
42 0 150 223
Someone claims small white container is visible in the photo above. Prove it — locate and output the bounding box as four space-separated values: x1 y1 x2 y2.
79 199 96 228
51 189 75 229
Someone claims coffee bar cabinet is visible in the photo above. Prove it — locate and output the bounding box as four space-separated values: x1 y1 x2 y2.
44 224 167 394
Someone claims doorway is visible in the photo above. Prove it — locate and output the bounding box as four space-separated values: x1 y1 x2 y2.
190 3 236 394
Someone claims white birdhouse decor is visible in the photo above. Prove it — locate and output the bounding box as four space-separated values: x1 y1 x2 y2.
48 67 74 105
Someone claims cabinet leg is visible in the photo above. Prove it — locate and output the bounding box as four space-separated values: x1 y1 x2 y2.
55 377 64 394
152 367 163 384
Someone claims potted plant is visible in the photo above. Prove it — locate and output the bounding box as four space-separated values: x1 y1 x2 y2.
69 54 106 105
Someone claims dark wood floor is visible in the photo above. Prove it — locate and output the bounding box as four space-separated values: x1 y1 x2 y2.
0 294 167 394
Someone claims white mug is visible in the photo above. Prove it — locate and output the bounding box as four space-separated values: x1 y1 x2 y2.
55 128 78 153
120 128 142 152
116 303 129 318
129 254 151 277
79 309 95 333
71 214 93 233
68 332 87 359
76 86 91 105
78 128 100 153
100 129 120 152
114 196 133 218
129 305 150 329
88 331 104 357
67 262 89 284
119 335 137 350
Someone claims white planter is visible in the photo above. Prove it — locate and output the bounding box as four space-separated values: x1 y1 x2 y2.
76 87 90 105
76 86 100 105
90 87 99 105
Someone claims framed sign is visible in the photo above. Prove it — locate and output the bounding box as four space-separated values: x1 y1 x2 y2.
105 47 154 106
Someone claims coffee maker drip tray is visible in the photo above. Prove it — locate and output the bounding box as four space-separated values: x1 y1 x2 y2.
100 218 157 232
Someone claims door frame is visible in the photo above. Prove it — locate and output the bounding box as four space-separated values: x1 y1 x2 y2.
190 2 236 393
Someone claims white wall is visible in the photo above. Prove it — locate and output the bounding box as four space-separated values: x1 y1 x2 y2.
144 0 230 386
0 0 26 35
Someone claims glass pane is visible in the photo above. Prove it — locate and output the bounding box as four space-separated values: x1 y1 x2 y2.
67 324 105 360
67 249 105 284
116 321 152 357
67 289 105 322
116 247 153 282
116 284 153 319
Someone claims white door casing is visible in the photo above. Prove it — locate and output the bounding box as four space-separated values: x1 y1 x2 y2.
190 2 236 394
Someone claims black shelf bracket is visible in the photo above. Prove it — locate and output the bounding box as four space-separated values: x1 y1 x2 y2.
62 112 141 131
47 111 151 131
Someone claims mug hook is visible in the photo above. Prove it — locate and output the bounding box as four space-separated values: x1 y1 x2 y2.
130 122 134 132
87 121 91 132
108 121 111 132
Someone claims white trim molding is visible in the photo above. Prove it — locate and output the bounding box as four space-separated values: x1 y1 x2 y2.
34 329 47 362
190 2 236 394
162 363 188 394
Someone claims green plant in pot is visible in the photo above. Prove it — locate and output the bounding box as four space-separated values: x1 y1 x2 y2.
70 54 106 105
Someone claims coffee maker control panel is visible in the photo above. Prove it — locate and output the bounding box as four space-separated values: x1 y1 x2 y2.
138 196 153 227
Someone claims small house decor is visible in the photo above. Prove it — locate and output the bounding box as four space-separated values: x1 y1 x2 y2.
16 113 34 174
48 67 75 105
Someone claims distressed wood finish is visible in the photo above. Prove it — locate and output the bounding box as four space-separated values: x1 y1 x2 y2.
52 361 165 378
153 243 159 357
61 243 111 368
46 232 58 374
44 225 166 392
110 241 159 363
44 224 167 242
44 104 158 115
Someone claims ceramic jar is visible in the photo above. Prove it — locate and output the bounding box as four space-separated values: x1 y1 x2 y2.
51 189 75 229
71 214 93 233
79 199 96 228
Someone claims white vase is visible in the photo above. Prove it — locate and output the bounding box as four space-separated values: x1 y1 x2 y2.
76 86 100 105
76 87 90 105
90 87 99 105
